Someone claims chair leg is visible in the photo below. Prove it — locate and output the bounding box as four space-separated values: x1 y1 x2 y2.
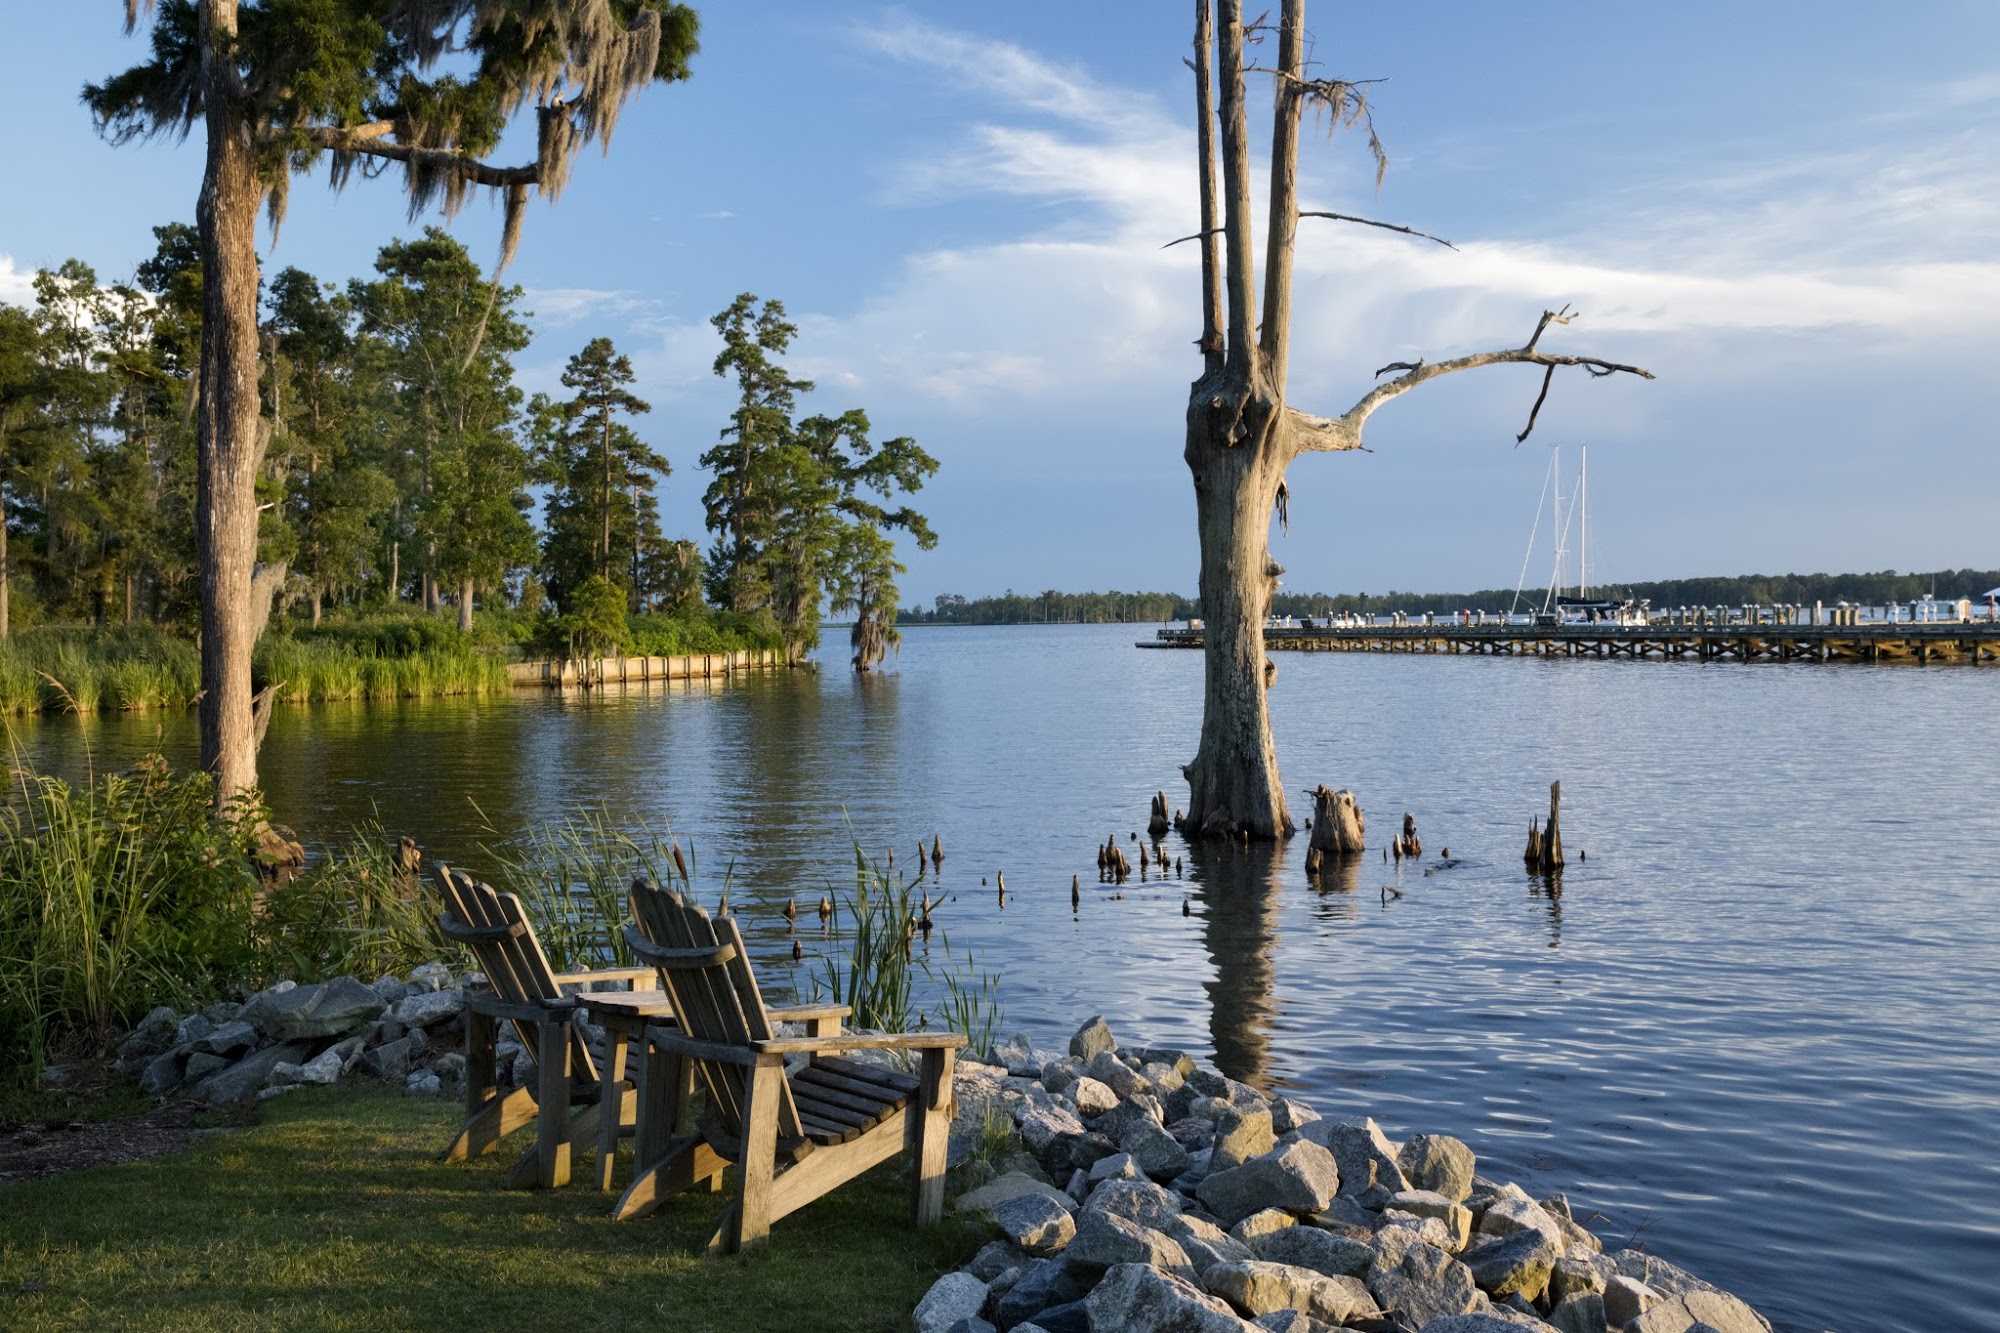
595 1025 630 1191
732 1055 783 1252
616 1133 729 1222
536 1016 572 1189
443 1084 537 1163
911 1047 955 1228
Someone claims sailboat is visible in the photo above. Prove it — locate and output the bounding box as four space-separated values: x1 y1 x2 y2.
1510 444 1649 627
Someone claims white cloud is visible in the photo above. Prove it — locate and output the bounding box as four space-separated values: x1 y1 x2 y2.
522 287 659 328
0 255 34 307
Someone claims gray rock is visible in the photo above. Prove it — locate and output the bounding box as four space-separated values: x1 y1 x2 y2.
1477 1184 1564 1248
1094 1095 1166 1144
138 1050 183 1095
1063 1210 1194 1278
255 1083 303 1102
1167 1214 1254 1275
1603 1275 1659 1328
371 975 412 1005
295 1045 345 1085
1625 1291 1770 1333
1549 1291 1607 1333
1386 1190 1473 1250
1069 1016 1116 1062
1378 1211 1460 1255
404 1070 443 1097
1068 1133 1118 1170
1140 1062 1186 1095
1550 1257 1606 1303
1463 1229 1560 1301
995 1193 1076 1258
1417 1317 1542 1333
1397 1133 1476 1203
132 1004 179 1038
1209 1104 1276 1173
192 1020 256 1057
1167 1117 1216 1151
1084 1262 1259 1333
1070 1077 1119 1118
1196 1141 1340 1226
1066 1169 1091 1203
192 1041 310 1103
1088 1152 1142 1184
946 1320 998 1333
174 1013 214 1048
1365 1240 1480 1329
391 987 464 1029
1252 1225 1373 1280
360 1036 414 1080
1228 1208 1297 1247
1041 1058 1083 1094
1606 1251 1718 1301
970 1240 1030 1281
1247 1312 1334 1333
993 1258 1088 1331
268 1061 306 1088
956 1173 1077 1218
1299 1117 1408 1202
1083 1178 1183 1231
994 1033 1039 1076
1024 1301 1089 1333
1017 1103 1087 1154
1269 1097 1320 1137
405 961 452 991
242 977 386 1040
184 1052 230 1081
1205 1262 1378 1325
1122 1119 1192 1182
915 1271 990 1333
1088 1050 1148 1100
1133 1048 1198 1077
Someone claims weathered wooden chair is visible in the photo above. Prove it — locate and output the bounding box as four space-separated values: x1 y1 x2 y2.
615 879 964 1253
432 864 664 1189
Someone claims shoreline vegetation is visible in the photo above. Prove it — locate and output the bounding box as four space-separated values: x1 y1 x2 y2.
0 606 787 716
900 567 2000 626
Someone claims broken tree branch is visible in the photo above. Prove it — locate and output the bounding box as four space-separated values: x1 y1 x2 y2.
1287 308 1653 457
1299 211 1455 249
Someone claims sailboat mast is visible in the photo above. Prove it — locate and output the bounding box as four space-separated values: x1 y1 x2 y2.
1580 444 1588 600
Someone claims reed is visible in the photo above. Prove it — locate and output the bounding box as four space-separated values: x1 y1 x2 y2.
480 808 691 973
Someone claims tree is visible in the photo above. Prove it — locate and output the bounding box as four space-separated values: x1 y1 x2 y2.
536 337 667 611
1177 0 1652 837
0 305 48 637
702 294 809 616
828 524 903 671
88 0 700 809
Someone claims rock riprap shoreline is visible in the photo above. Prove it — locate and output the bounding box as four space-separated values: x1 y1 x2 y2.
926 1016 1770 1333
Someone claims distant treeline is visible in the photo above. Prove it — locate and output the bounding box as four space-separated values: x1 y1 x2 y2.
904 569 2000 625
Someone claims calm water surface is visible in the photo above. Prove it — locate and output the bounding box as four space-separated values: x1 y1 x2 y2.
19 625 2000 1333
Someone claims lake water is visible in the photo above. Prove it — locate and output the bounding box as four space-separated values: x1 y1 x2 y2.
16 625 2000 1333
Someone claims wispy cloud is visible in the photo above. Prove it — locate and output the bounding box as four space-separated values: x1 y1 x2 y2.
0 255 35 307
522 287 660 328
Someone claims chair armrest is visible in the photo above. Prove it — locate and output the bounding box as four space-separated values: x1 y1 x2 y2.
641 1024 768 1068
555 967 656 989
751 1031 968 1055
767 1003 852 1023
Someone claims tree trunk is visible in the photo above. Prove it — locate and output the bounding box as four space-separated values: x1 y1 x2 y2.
1304 785 1365 872
459 579 474 631
195 0 266 810
0 477 10 640
310 590 322 627
1182 396 1293 837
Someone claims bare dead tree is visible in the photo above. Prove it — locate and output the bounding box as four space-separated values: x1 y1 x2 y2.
1179 0 1652 838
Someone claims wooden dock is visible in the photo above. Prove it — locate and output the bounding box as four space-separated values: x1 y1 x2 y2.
1138 621 2000 663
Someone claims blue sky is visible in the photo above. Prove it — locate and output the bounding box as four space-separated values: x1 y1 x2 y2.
3 3 1997 604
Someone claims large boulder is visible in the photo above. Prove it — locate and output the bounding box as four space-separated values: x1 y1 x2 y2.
137 1050 183 1095
1087 1051 1148 1100
1251 1225 1373 1280
1121 1120 1192 1183
1094 1095 1166 1144
1209 1104 1276 1173
994 1193 1076 1258
1196 1142 1340 1226
191 1041 311 1103
994 1259 1088 1332
1063 1210 1195 1281
1549 1291 1608 1333
1397 1133 1476 1203
1603 1275 1660 1328
195 1020 259 1057
1018 1103 1088 1156
1462 1229 1559 1302
1070 1077 1120 1118
241 977 386 1040
1385 1190 1473 1251
1084 1178 1183 1230
391 988 464 1029
1084 1262 1261 1333
1475 1184 1564 1249
957 1173 1077 1218
1166 1214 1254 1275
1415 1317 1541 1333
1625 1290 1771 1333
1069 1016 1117 1062
1204 1262 1377 1325
1607 1250 1719 1301
1298 1117 1407 1203
1364 1240 1480 1329
915 1272 990 1333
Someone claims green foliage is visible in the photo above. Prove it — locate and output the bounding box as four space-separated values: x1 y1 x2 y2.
479 810 694 974
904 589 1192 625
555 574 630 659
256 820 447 984
625 607 785 656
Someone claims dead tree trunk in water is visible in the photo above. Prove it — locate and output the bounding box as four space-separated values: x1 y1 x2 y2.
1176 0 1653 839
1303 785 1364 873
1540 781 1565 872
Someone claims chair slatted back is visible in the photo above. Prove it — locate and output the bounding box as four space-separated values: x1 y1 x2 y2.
627 880 804 1147
434 865 596 1083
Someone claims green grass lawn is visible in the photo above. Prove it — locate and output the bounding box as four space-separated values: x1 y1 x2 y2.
0 1086 985 1332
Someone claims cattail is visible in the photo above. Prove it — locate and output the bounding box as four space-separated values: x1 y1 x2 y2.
671 839 688 883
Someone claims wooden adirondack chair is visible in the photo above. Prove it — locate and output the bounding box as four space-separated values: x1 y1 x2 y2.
616 879 965 1253
432 864 664 1189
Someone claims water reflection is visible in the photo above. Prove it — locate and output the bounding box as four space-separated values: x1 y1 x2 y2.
1187 839 1286 1089
1528 869 1564 948
1305 852 1364 923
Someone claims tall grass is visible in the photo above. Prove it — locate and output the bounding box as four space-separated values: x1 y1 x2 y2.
480 809 701 973
256 639 510 703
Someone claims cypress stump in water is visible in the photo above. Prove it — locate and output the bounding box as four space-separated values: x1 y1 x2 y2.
1541 781 1565 872
1303 785 1365 874
1148 791 1172 840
